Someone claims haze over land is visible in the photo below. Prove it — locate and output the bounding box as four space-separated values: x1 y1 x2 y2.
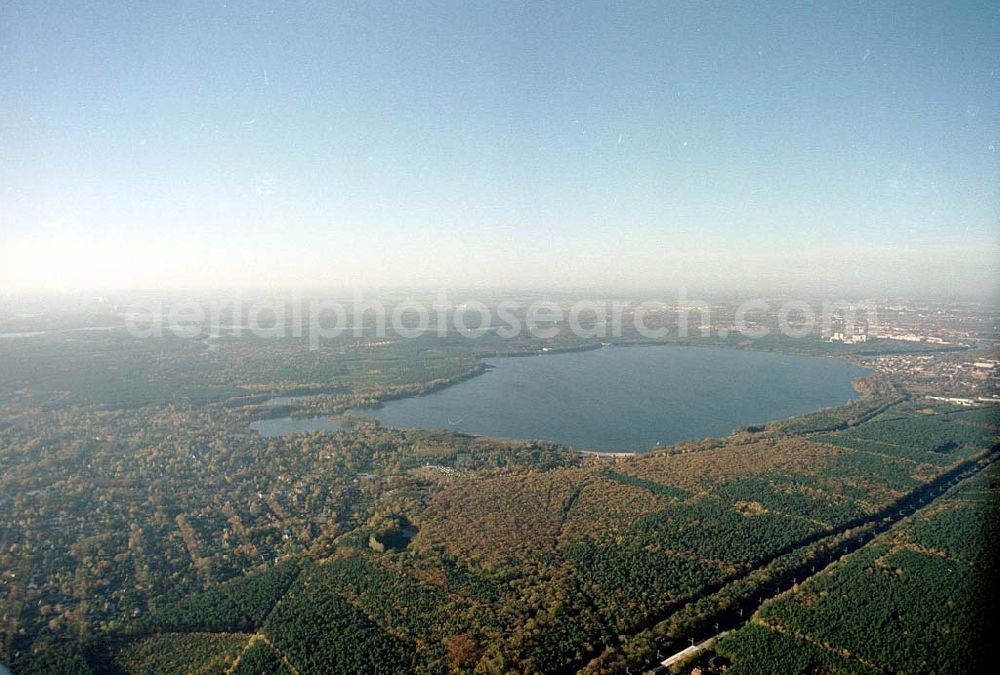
1 1 998 297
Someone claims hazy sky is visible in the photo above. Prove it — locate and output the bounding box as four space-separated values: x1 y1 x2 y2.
1 1 997 296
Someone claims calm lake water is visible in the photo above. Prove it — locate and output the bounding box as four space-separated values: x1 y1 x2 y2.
357 345 869 451
252 345 870 451
249 416 349 437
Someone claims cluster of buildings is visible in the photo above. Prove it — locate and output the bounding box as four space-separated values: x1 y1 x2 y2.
827 324 868 344
862 301 996 345
869 330 951 345
870 354 999 399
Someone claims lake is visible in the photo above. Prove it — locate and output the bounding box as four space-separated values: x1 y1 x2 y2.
355 345 870 451
252 345 870 451
249 416 349 438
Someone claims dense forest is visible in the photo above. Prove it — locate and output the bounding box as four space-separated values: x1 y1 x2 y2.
716 464 998 674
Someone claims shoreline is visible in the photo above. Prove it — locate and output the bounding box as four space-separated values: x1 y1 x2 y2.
246 339 881 453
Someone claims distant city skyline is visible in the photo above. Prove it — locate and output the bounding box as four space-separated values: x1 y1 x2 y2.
1 1 997 296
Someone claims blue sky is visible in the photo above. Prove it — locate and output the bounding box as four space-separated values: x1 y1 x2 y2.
1 1 997 295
